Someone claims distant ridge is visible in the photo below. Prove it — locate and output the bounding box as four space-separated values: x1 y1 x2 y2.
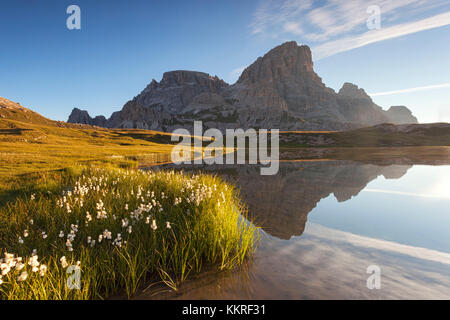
68 41 418 132
0 95 448 148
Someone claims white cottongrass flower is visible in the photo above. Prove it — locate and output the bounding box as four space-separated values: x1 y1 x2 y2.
42 232 48 239
18 236 24 244
127 226 132 234
60 256 68 268
28 255 40 272
29 219 34 225
113 233 122 247
1 264 10 276
59 231 64 238
23 230 29 238
18 271 28 282
166 221 171 229
96 200 108 219
65 239 73 251
15 262 25 271
103 229 112 240
151 220 157 231
39 264 47 276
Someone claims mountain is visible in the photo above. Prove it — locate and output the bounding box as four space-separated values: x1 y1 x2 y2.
384 105 418 124
68 41 418 131
67 108 107 127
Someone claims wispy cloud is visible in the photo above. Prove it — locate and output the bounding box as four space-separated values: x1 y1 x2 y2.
250 0 313 36
363 188 450 199
283 22 303 35
250 0 450 59
308 223 450 266
369 83 450 96
312 11 450 60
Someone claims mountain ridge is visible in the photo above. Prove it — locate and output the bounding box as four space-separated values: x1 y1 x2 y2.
66 41 418 131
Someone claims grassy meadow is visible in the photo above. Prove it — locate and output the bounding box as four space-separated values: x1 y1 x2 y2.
0 167 257 299
279 124 450 147
0 98 257 300
0 113 173 199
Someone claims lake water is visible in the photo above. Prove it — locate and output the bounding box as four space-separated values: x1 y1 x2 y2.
140 157 450 299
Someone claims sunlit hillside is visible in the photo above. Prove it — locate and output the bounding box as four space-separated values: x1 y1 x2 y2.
0 97 176 197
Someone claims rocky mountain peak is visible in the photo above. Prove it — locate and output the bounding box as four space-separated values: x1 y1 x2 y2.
68 108 92 124
141 71 228 94
68 108 107 127
385 105 418 124
338 82 372 101
237 41 319 85
160 70 227 88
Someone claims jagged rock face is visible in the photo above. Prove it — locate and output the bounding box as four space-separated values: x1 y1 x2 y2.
67 108 107 127
232 42 332 112
135 71 228 114
67 41 418 131
384 106 418 124
105 71 229 130
338 82 371 99
336 85 418 125
68 108 92 124
336 82 389 125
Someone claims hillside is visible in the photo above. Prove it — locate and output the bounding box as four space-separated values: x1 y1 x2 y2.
0 96 176 196
280 123 450 147
0 97 55 127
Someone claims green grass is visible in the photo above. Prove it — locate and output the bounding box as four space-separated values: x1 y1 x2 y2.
0 166 257 300
0 96 181 190
0 98 257 299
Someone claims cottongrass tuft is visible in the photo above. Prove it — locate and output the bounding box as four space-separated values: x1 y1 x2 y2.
0 167 257 300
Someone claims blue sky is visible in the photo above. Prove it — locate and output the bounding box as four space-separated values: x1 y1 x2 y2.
0 0 449 123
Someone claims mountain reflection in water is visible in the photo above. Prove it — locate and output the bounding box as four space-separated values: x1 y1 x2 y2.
154 161 412 240
138 158 450 299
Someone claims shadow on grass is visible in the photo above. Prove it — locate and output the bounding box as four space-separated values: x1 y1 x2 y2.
114 131 176 144
0 128 32 135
